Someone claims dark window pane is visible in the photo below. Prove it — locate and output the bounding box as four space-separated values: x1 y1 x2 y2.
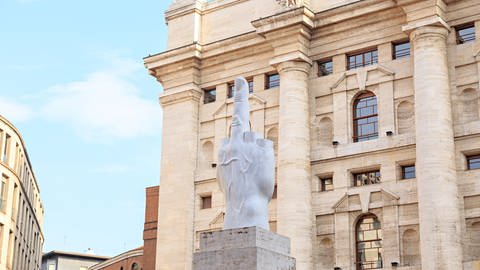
353 93 378 142
467 155 480 170
201 196 212 209
318 59 333 76
402 165 416 179
456 24 476 44
204 88 216 104
248 80 254 93
393 41 410 59
266 74 279 89
227 83 235 98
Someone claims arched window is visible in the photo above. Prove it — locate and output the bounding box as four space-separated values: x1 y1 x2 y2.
353 93 378 142
356 214 383 269
131 263 139 270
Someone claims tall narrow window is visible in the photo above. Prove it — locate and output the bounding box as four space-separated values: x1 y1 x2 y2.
318 59 333 76
348 49 378 70
0 176 7 213
456 23 475 44
265 74 279 89
393 41 410 59
203 88 216 104
356 215 383 270
3 134 11 163
131 263 139 270
353 92 378 142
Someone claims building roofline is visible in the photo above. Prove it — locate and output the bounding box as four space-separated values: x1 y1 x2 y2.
89 247 143 270
42 250 111 261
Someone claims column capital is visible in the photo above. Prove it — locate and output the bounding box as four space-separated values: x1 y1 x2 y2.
409 25 449 43
402 16 450 41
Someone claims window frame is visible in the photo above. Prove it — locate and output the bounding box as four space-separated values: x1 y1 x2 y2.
320 178 334 192
467 155 480 170
355 214 383 270
318 59 333 77
347 48 378 70
203 88 216 104
353 170 381 187
353 92 379 142
265 73 280 89
401 165 416 179
455 23 476 44
201 195 212 209
392 40 410 59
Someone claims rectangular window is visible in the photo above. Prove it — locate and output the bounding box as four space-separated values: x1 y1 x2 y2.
318 59 333 76
347 49 378 70
402 165 416 179
393 41 410 59
228 79 253 98
203 88 216 104
353 170 381 187
3 134 11 163
320 178 334 192
201 195 212 209
265 73 279 89
0 176 7 213
467 155 480 170
456 23 475 44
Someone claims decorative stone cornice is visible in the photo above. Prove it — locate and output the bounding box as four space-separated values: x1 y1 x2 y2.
251 6 314 35
159 88 202 107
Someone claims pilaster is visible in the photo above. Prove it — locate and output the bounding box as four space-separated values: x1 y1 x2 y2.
145 46 202 270
407 23 464 270
275 59 313 270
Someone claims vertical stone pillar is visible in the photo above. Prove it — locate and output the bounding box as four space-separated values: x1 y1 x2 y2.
410 25 463 270
156 89 201 270
275 60 313 270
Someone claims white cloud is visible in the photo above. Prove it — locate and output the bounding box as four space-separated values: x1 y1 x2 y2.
0 96 34 123
41 56 161 141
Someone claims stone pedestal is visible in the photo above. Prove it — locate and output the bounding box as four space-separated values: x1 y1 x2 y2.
193 227 296 270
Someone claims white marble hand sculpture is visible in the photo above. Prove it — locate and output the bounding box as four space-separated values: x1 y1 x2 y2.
217 77 275 230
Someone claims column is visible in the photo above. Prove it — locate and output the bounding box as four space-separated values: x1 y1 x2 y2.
276 60 313 270
410 25 463 270
156 89 201 270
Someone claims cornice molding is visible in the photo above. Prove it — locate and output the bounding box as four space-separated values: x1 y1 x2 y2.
252 6 314 35
159 88 202 107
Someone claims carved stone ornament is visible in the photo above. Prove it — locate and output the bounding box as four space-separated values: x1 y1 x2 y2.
276 0 298 7
217 77 275 230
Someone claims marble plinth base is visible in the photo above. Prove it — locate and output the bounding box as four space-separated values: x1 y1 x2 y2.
193 227 296 270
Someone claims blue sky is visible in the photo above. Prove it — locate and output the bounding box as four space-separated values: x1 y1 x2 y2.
0 0 170 256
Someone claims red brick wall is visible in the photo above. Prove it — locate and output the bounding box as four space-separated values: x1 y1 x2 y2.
143 186 159 270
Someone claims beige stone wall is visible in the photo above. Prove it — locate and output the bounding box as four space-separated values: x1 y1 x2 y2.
0 115 44 270
145 0 480 269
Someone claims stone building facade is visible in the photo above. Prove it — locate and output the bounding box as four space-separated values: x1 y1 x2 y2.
0 114 44 270
144 0 480 269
